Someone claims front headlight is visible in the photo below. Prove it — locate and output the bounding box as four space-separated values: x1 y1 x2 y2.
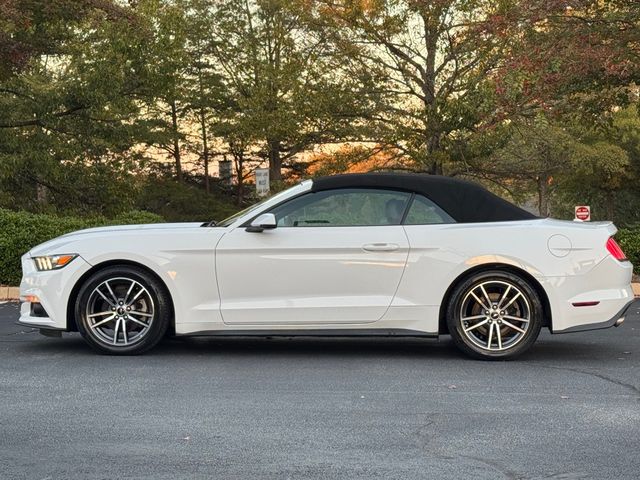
32 254 78 271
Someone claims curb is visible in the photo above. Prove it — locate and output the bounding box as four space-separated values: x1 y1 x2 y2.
0 286 20 301
2 284 640 301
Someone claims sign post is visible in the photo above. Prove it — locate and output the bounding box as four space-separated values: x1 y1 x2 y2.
574 205 590 222
255 168 270 197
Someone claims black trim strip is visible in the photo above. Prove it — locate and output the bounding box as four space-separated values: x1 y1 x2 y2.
176 328 438 338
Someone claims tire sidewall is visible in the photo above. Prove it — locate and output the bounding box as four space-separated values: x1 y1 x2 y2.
446 270 543 360
75 266 171 355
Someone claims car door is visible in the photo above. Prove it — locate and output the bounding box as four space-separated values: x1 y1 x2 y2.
215 188 411 325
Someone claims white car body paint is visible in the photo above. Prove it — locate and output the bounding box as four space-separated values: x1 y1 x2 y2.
19 179 634 337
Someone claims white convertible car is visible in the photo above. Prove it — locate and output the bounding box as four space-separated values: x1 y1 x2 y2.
19 173 634 359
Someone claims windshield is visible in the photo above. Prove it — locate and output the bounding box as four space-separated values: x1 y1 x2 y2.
215 200 270 227
214 182 309 227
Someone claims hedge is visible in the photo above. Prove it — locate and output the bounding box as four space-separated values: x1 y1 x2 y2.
1 209 638 286
0 209 163 285
616 225 640 275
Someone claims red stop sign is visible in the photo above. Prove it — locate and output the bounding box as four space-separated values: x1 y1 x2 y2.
575 206 590 221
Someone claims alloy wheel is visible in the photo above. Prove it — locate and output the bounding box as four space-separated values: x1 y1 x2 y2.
458 280 531 352
85 277 155 347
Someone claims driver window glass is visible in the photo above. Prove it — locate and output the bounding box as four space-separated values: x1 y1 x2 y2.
270 188 411 227
404 194 455 225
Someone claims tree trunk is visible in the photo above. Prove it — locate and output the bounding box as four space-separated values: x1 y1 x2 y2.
268 138 282 183
605 190 615 220
170 100 182 182
537 176 550 217
421 14 442 176
36 182 48 205
426 133 442 175
199 107 210 193
233 152 244 206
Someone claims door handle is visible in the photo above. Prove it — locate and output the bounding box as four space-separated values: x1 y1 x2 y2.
362 243 399 252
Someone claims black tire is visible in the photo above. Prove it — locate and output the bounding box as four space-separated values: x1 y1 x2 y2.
75 265 171 355
446 270 543 360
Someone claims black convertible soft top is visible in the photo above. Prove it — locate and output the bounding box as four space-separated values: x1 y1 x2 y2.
311 173 537 223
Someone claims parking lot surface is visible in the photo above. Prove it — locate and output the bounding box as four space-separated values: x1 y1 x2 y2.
1 300 639 480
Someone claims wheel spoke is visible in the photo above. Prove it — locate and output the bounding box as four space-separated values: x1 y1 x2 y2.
486 322 494 350
464 319 488 332
122 320 128 345
96 289 115 307
502 320 526 333
123 281 136 305
479 284 493 308
90 314 116 328
462 314 486 321
129 310 153 318
127 287 144 306
502 291 522 310
470 291 490 311
127 314 149 328
503 315 529 323
105 281 119 304
496 324 503 349
113 317 121 344
88 311 113 318
497 285 511 309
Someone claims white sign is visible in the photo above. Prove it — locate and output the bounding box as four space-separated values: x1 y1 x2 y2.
255 168 270 197
574 205 590 222
218 160 232 185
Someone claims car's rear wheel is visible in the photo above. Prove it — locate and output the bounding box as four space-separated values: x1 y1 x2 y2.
446 270 543 360
75 265 171 355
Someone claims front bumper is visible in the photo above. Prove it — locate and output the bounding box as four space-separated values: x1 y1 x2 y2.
18 253 92 331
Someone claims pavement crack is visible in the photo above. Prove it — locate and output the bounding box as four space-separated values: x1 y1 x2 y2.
524 363 640 396
456 454 527 480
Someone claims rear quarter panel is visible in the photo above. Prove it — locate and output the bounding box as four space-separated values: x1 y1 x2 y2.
395 218 632 333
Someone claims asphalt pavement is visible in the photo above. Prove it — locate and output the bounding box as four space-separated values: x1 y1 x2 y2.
1 300 639 480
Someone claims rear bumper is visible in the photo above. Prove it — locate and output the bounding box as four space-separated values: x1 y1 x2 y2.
544 256 634 333
555 299 634 333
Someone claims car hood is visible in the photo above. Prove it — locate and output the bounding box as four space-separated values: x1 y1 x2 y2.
28 222 205 256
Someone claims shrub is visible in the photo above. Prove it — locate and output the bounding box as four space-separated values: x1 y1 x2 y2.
616 226 640 275
0 209 163 285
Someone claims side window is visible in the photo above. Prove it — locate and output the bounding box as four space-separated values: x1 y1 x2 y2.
404 195 455 225
270 188 411 227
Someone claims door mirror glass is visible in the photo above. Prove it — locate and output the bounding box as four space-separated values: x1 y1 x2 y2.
246 213 277 232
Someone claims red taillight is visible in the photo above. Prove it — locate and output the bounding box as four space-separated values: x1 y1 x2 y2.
606 237 627 261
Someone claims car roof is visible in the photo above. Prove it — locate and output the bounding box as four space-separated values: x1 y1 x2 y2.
311 173 537 223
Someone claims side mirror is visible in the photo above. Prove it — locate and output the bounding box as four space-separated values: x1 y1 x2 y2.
246 213 277 232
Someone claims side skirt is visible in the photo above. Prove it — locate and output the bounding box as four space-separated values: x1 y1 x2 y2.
175 328 439 338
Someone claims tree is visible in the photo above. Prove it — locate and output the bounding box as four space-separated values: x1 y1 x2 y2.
495 0 640 116
318 0 520 175
0 0 155 215
203 0 369 182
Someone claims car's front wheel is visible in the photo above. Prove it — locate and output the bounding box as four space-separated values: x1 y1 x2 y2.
75 265 171 355
446 270 543 360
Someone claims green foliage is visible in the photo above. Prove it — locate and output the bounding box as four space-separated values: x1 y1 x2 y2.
136 177 238 222
617 226 640 274
0 209 163 285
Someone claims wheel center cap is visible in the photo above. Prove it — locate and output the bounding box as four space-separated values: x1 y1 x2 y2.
491 312 499 319
117 307 125 315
